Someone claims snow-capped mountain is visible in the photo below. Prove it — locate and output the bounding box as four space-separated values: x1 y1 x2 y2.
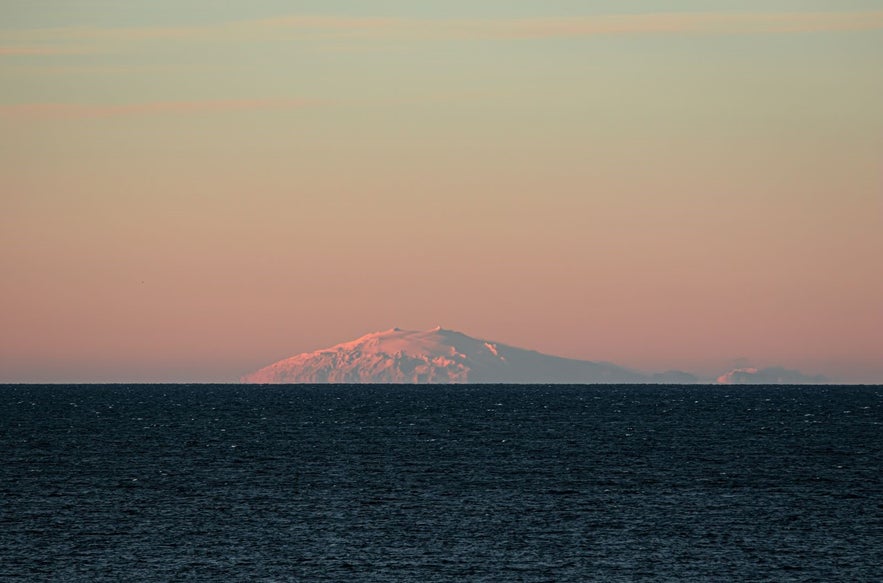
242 326 647 384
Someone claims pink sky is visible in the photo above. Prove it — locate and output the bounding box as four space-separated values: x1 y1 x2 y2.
2 3 882 382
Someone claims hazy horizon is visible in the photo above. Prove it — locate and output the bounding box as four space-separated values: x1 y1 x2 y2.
2 1 881 384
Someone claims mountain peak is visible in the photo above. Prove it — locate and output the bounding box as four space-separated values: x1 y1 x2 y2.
242 327 646 384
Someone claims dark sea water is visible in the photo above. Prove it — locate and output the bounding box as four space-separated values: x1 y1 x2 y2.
1 384 881 582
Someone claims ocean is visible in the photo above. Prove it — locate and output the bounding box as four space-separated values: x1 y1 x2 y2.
1 384 880 581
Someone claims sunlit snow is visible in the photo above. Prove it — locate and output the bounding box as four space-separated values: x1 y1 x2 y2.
242 327 646 384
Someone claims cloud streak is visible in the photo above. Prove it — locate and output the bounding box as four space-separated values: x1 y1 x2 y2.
4 11 883 48
0 45 92 56
0 98 313 120
480 11 883 39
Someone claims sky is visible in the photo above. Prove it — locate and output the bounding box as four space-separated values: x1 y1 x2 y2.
1 1 881 383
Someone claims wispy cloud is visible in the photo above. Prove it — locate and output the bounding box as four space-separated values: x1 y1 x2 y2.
3 11 883 49
479 11 883 39
102 10 883 40
0 98 313 120
84 10 883 40
0 45 92 56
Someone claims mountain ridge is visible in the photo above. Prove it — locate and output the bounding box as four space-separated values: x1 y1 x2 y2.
241 327 652 384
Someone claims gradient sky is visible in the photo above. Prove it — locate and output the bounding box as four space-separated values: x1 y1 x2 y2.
2 1 882 382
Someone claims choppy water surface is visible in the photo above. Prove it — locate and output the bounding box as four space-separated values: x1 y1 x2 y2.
1 384 881 581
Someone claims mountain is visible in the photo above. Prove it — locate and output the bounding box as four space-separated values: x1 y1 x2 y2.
242 326 647 384
716 367 828 385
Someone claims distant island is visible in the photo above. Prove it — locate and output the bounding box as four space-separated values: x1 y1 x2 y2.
243 327 831 385
242 327 652 384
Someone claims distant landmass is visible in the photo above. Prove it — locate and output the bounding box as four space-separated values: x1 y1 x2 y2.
242 327 666 384
716 367 828 385
242 327 832 385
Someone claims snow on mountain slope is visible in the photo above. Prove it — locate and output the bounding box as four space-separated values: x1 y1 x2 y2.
241 327 646 384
